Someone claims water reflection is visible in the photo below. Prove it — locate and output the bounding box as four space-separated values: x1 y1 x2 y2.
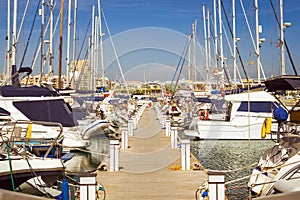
191 140 274 200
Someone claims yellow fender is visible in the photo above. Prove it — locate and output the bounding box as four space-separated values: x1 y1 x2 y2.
261 117 272 138
26 124 32 139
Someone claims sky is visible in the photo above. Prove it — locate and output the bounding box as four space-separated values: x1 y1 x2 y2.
0 0 300 83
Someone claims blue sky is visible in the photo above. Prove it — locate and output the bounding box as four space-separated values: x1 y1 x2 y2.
0 0 300 82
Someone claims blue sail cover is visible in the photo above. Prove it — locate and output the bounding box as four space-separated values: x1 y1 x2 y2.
237 101 278 113
0 85 59 97
13 99 77 127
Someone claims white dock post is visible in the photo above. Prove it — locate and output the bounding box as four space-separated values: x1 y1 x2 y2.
170 127 178 148
110 140 119 172
132 116 137 130
128 119 133 136
208 171 225 200
180 139 190 170
80 173 96 200
165 119 171 136
121 126 128 149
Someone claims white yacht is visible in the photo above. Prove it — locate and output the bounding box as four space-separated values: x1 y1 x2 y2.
185 90 280 140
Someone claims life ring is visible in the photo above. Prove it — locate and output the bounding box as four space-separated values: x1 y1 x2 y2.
199 110 209 120
261 117 272 138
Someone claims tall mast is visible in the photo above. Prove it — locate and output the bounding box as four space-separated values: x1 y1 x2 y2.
280 0 285 75
187 34 191 82
232 0 237 83
72 0 77 88
255 0 261 84
66 0 72 87
192 18 197 83
49 0 54 77
218 0 224 88
213 0 218 73
91 5 95 91
202 4 208 84
6 0 11 83
207 8 211 87
58 0 64 89
98 0 105 87
11 0 18 85
40 0 45 82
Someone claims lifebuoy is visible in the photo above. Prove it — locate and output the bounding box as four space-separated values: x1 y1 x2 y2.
199 110 209 120
261 117 272 138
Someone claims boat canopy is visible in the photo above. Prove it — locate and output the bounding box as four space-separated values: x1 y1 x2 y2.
264 75 300 91
224 91 276 102
0 85 59 97
13 99 77 127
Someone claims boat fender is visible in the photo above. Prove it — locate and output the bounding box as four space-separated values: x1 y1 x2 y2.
199 110 209 120
26 124 32 139
261 117 272 138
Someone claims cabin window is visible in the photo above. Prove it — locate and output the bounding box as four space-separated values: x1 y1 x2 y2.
237 101 278 113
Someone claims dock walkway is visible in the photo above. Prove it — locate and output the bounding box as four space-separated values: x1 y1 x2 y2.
97 106 207 200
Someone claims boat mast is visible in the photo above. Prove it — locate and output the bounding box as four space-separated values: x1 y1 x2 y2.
255 0 261 84
218 0 224 89
192 18 197 83
11 0 18 85
232 0 237 84
213 0 218 82
280 0 286 75
49 0 54 79
58 0 64 89
91 5 95 91
187 34 191 82
72 0 77 87
207 8 211 89
202 4 209 85
6 0 11 84
40 0 45 82
98 0 105 88
66 0 72 87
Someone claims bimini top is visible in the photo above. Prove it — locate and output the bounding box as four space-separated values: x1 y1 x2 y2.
0 85 60 97
224 90 276 102
264 75 300 91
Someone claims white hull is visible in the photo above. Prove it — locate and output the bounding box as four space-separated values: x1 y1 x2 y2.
186 118 276 140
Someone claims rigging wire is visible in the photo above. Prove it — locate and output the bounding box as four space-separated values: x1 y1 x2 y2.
69 16 92 88
220 0 249 83
19 0 42 69
170 34 191 91
102 8 131 97
171 36 192 99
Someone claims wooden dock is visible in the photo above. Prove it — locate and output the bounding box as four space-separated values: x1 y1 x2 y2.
97 106 207 200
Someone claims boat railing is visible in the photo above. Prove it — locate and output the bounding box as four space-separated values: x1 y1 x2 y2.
0 120 63 159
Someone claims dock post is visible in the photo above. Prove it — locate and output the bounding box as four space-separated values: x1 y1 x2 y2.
80 173 97 200
165 119 171 136
132 115 137 130
207 171 225 200
180 139 190 170
128 119 133 136
109 140 119 171
121 126 128 149
171 127 178 148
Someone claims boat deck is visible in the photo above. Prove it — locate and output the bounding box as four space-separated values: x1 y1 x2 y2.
96 107 207 200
